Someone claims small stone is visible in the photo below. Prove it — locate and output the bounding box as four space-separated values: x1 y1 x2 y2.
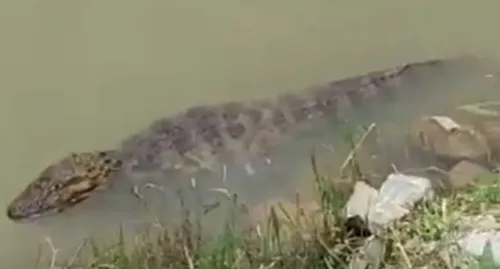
429 115 461 132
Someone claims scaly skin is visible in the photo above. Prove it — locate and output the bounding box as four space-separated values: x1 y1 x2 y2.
7 57 473 221
7 151 123 220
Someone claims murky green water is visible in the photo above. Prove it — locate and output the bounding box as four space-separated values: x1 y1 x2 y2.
2 0 500 267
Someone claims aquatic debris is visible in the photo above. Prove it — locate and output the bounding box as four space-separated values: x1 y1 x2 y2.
428 115 461 132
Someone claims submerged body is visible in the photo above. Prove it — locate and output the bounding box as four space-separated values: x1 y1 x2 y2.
6 56 488 221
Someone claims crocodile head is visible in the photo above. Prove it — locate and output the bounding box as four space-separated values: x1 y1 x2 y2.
6 150 123 221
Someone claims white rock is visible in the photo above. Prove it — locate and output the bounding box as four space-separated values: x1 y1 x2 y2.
345 181 379 220
345 173 433 233
458 231 500 264
368 173 433 229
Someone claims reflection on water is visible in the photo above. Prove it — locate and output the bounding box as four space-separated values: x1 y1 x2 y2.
2 0 500 267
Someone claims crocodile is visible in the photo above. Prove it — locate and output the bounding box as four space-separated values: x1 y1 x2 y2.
6 55 490 222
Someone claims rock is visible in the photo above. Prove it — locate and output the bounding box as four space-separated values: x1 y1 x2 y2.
346 173 438 269
450 215 500 266
411 115 490 165
457 230 500 266
448 160 490 189
368 173 433 232
345 173 433 234
345 181 379 221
